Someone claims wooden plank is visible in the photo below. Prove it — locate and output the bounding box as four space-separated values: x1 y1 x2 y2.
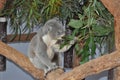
7 33 36 43
100 0 120 49
0 17 7 71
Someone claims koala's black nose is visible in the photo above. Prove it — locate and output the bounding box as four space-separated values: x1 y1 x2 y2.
56 39 64 44
62 36 65 38
65 29 72 35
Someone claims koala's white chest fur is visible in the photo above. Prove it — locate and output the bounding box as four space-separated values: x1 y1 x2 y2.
42 34 57 60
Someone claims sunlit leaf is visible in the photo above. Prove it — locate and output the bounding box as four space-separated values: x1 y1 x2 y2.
68 19 83 28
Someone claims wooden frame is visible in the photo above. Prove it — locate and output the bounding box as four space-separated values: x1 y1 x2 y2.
7 33 36 43
0 0 120 80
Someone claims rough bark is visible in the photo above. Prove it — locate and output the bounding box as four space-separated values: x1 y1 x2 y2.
46 68 64 80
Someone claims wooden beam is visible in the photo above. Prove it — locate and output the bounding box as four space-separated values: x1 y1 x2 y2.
7 33 36 43
100 0 120 80
0 17 7 71
113 17 120 80
100 0 120 50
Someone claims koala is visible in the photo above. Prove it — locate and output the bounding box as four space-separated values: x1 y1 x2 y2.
28 17 75 76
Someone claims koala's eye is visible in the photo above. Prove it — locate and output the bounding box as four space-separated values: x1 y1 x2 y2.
57 31 61 35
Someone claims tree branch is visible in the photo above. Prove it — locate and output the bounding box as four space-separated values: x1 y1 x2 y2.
57 51 120 80
0 41 44 80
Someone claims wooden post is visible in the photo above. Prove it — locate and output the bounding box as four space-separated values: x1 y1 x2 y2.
99 0 120 80
64 25 74 69
0 0 6 10
112 17 120 80
0 17 7 71
64 46 74 68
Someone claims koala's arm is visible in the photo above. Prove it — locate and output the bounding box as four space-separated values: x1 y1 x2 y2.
53 39 75 53
34 38 56 66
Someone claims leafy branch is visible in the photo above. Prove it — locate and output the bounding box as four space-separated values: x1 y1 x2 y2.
67 0 114 64
0 0 82 35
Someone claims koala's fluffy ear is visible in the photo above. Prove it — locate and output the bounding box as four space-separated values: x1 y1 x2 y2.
53 17 59 21
47 26 52 31
43 26 52 34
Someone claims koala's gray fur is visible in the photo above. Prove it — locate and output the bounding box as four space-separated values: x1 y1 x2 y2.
28 17 75 75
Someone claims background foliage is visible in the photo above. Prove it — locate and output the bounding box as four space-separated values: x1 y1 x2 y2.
0 0 114 64
67 0 114 64
0 0 82 34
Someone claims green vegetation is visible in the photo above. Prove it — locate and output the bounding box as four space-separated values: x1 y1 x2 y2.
67 0 114 64
0 0 114 64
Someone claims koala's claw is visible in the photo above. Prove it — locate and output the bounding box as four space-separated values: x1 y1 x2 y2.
44 69 54 78
44 66 64 77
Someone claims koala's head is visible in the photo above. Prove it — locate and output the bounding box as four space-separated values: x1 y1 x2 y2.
43 17 65 40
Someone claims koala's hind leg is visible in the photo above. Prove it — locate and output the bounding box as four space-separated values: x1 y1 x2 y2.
36 53 56 69
28 47 47 70
29 56 48 71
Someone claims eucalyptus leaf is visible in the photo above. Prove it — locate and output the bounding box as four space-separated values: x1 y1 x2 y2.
68 19 83 28
89 36 96 55
92 25 113 36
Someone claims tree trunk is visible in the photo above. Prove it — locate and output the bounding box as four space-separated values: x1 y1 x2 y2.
0 17 7 71
112 17 120 80
100 0 120 80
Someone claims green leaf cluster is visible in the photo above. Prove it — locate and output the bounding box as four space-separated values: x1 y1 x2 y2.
0 0 82 35
1 0 43 35
68 0 114 64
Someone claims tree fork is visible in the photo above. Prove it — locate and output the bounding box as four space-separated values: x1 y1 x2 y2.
0 40 120 80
